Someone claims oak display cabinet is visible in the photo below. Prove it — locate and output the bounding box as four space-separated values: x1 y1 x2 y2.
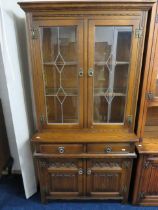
18 0 157 203
132 4 158 206
132 139 158 205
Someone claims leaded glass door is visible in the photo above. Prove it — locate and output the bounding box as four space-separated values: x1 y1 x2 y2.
88 19 145 129
143 19 158 136
33 20 84 129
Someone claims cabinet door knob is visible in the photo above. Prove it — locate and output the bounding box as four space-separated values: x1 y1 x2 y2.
87 168 92 175
78 168 84 175
146 91 154 100
58 146 65 154
88 68 94 77
78 69 83 77
105 146 112 153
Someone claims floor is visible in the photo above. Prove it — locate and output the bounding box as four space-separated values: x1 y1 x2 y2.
0 175 158 210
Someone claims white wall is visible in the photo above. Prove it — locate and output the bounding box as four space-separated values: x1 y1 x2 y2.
0 0 37 198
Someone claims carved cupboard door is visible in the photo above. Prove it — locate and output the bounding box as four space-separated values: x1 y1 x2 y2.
38 158 84 199
86 159 132 200
138 156 158 203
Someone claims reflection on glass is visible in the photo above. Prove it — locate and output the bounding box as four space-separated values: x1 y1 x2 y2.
145 107 158 126
40 26 79 123
94 96 108 123
93 26 132 123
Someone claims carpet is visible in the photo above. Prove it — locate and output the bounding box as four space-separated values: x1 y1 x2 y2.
0 175 158 210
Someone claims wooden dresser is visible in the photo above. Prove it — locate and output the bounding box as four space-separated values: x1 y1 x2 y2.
133 139 158 205
18 0 157 203
132 3 158 206
32 130 137 202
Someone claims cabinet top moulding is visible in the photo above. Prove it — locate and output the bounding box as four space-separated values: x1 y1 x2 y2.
18 0 156 12
136 138 158 154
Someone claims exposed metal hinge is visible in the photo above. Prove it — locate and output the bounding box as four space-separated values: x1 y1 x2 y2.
31 27 39 39
144 161 150 169
156 14 158 23
139 192 145 199
40 114 45 126
127 115 132 126
135 28 143 38
146 92 154 101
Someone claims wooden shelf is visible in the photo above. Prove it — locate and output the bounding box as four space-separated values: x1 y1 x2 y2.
95 61 129 66
94 93 126 97
43 61 78 66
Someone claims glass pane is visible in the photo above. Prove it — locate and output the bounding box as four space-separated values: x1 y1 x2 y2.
46 97 61 123
93 27 132 124
94 65 109 95
93 96 108 123
145 107 158 126
43 65 60 95
114 64 129 94
40 26 79 124
110 97 126 123
144 107 158 133
63 97 78 123
116 31 131 61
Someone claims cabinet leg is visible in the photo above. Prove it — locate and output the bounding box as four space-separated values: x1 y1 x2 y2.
122 197 128 204
41 194 47 204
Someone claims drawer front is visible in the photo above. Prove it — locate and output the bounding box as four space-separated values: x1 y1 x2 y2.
38 144 84 154
87 143 132 154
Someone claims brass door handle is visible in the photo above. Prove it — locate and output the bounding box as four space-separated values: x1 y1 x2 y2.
87 168 92 175
58 146 65 154
78 168 84 175
88 68 94 77
105 146 112 153
78 68 83 77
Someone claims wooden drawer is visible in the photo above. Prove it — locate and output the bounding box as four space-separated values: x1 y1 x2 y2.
37 144 84 154
87 143 132 154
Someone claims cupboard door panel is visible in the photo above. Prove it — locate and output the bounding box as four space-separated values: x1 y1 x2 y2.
38 158 84 199
31 20 84 129
86 159 131 200
138 156 158 203
88 18 146 129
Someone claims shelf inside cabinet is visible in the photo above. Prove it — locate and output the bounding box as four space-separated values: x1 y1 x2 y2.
45 88 78 96
95 61 129 66
43 61 78 66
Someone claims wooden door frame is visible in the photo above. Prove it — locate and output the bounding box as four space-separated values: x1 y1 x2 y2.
28 18 84 130
136 2 157 137
87 17 146 130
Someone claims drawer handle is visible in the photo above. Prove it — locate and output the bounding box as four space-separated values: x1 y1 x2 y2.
58 146 65 154
78 168 84 175
87 168 92 175
105 146 112 153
